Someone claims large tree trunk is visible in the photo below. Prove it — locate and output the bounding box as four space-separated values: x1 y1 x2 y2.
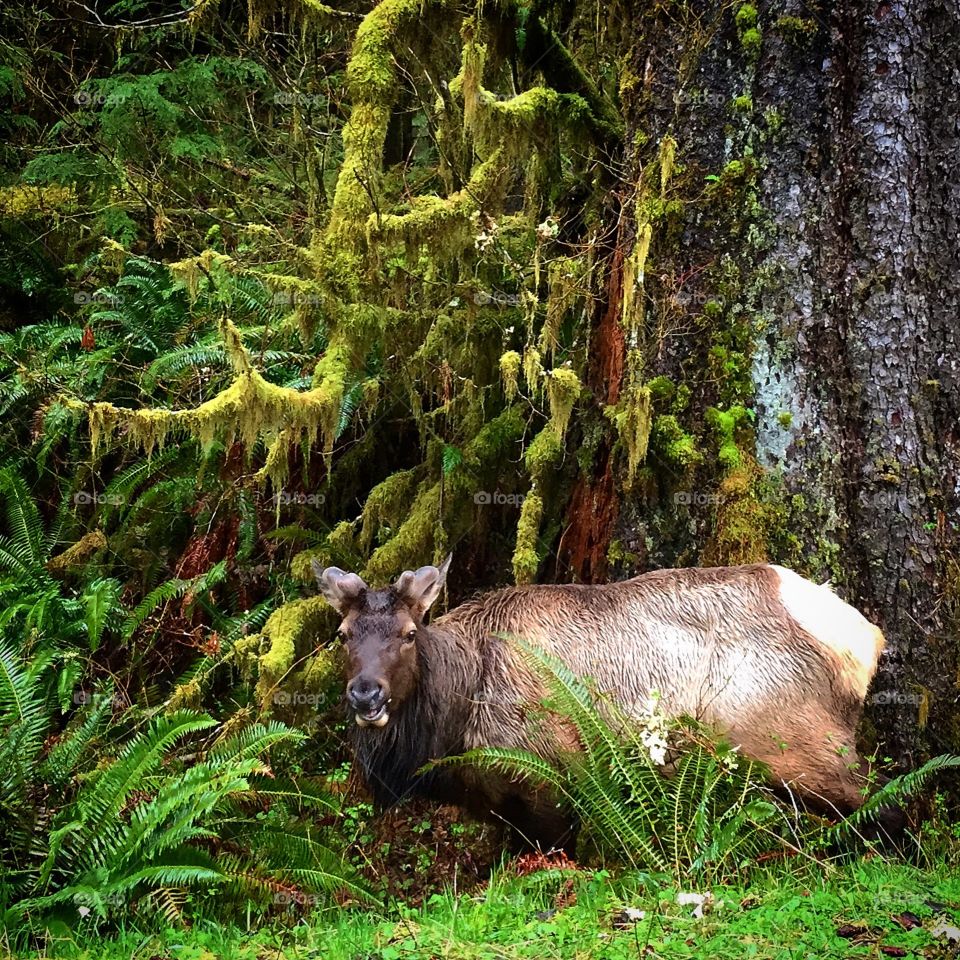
577 0 960 767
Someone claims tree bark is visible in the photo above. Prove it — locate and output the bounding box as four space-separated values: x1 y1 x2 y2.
607 0 960 766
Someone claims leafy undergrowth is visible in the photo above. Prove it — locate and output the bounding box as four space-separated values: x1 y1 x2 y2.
10 857 960 959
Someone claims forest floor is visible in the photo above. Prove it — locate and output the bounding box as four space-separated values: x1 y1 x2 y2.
9 857 960 960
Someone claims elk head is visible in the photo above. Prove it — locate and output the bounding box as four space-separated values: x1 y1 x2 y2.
313 556 451 728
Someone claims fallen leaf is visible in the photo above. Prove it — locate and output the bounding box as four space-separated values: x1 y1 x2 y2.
835 923 869 940
879 947 907 957
892 911 921 930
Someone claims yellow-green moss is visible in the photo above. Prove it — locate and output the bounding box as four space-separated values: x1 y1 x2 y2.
252 595 333 710
500 350 522 400
651 414 702 471
606 383 652 486
706 405 750 471
523 346 544 395
512 491 543 585
45 529 107 575
525 425 563 479
545 367 582 440
360 468 419 548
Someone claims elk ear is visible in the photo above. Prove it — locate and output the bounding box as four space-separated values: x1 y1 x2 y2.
394 553 451 616
313 561 367 614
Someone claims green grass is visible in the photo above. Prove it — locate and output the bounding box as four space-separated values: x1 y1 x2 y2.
9 858 959 960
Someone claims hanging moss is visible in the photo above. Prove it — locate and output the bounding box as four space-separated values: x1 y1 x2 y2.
542 256 586 356
703 458 778 566
360 467 419 548
500 350 522 399
606 383 652 487
523 346 544 395
545 367 582 440
86 319 348 485
525 425 562 479
512 491 543 584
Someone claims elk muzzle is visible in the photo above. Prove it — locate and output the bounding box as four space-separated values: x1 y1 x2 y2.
347 675 391 727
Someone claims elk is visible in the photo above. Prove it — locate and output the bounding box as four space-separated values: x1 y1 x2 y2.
314 557 888 850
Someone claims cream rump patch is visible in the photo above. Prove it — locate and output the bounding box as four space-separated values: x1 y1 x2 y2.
771 564 885 695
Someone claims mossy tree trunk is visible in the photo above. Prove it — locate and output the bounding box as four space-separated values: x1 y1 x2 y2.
583 0 959 768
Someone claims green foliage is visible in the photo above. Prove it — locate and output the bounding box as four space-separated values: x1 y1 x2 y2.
437 642 800 881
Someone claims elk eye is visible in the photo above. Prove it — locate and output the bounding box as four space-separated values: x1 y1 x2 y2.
402 629 417 644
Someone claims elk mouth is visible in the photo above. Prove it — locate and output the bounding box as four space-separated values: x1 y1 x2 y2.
355 702 389 728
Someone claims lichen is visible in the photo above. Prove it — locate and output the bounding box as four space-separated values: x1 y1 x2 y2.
606 383 653 486
523 346 544 395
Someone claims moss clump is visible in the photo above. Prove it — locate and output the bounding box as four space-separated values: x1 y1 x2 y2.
651 415 702 471
774 15 818 43
545 367 582 440
46 529 107 575
252 596 334 711
706 405 750 471
740 27 762 59
735 3 758 31
732 95 753 114
646 375 676 406
703 459 777 566
360 468 419 548
777 411 793 428
512 491 543 585
525 425 563 479
500 350 522 400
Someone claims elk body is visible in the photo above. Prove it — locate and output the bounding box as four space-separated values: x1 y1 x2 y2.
315 559 886 850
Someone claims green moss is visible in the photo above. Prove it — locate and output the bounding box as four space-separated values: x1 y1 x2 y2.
545 367 582 440
735 3 758 31
605 383 653 487
774 15 818 43
703 299 724 318
706 405 750 471
525 426 563 479
500 350 522 400
252 596 334 711
650 415 702 471
364 406 525 580
776 411 793 429
740 27 762 60
646 375 676 406
512 491 543 584
732 95 753 114
361 468 419 549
